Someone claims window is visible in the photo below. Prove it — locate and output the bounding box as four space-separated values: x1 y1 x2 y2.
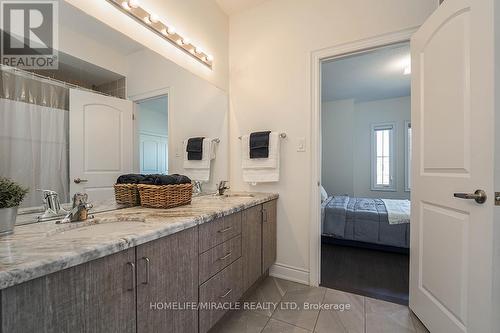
405 121 412 191
371 123 395 191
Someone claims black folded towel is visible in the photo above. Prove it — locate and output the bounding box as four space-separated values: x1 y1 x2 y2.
137 174 192 185
186 137 205 160
249 131 271 159
116 174 147 184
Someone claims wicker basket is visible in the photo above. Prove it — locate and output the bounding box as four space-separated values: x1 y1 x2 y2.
114 184 141 206
137 183 193 209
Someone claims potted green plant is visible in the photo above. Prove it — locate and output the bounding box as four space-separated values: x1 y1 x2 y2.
0 178 28 235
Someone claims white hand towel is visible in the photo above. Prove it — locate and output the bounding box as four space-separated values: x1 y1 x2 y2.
242 132 280 183
183 138 214 182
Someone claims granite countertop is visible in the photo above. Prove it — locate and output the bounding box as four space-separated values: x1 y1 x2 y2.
0 192 278 290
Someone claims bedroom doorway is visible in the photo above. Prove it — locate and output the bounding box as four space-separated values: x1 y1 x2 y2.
319 42 412 305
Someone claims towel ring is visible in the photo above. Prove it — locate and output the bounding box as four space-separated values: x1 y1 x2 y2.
238 132 287 140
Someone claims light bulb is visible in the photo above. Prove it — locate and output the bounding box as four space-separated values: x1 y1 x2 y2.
206 54 213 62
128 0 139 8
195 47 203 54
149 13 159 23
182 38 190 45
121 1 131 10
143 16 151 24
161 28 168 36
167 26 176 35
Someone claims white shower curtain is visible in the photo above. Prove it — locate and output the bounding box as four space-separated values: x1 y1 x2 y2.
0 98 69 207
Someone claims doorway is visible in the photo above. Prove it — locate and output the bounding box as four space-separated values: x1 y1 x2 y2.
319 42 412 305
135 95 169 175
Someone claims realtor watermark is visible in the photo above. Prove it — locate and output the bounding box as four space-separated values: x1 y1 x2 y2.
1 0 58 69
149 301 352 312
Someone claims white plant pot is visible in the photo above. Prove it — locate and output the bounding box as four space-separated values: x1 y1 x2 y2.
0 206 18 236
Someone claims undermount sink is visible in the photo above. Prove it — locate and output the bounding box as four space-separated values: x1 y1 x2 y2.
45 217 147 237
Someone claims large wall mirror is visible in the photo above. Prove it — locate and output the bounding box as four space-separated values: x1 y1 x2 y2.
0 2 229 222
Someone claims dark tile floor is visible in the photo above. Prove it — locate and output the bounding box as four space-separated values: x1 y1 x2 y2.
320 242 409 305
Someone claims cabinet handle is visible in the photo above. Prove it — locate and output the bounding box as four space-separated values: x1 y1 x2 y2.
217 252 232 261
127 262 136 291
219 288 232 299
262 209 268 223
142 257 150 285
218 226 233 233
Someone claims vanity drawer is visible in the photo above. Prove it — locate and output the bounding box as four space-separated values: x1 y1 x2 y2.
199 235 242 284
199 212 242 253
199 258 243 333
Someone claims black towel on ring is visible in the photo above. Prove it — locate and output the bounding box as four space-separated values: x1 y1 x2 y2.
186 137 205 160
249 131 271 159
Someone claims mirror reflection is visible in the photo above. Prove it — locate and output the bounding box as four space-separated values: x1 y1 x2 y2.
0 2 229 224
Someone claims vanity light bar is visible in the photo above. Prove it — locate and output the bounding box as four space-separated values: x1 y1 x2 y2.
106 0 213 69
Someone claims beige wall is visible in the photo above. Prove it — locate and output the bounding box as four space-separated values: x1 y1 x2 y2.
127 49 229 192
229 0 437 283
65 0 229 92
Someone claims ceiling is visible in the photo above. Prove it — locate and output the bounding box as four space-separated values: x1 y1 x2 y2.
322 43 411 103
215 0 269 15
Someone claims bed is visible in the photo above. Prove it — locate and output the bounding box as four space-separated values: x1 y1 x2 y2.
321 196 410 249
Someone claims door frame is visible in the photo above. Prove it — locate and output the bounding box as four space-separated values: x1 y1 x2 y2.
308 27 418 287
129 87 171 174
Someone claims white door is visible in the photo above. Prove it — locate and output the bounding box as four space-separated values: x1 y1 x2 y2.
410 0 496 332
139 132 168 174
70 89 134 202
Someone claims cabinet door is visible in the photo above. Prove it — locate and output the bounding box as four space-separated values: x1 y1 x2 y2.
1 248 136 333
262 200 277 273
242 205 263 291
136 227 198 333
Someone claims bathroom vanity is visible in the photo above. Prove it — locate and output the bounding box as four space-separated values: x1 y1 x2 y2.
0 193 277 333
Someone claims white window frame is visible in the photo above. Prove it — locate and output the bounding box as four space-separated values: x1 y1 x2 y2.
371 122 396 191
405 120 411 192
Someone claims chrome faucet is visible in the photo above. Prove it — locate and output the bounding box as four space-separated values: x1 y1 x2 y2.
59 193 93 224
192 180 203 196
217 181 230 196
37 189 68 220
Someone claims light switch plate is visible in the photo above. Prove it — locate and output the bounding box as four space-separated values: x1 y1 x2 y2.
297 137 306 152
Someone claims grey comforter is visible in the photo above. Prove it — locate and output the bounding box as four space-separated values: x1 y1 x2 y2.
322 196 410 248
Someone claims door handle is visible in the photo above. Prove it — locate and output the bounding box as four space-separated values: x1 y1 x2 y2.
454 189 487 204
219 288 232 299
73 178 88 184
126 262 136 291
141 257 150 285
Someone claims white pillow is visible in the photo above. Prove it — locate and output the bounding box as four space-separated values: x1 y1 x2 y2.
320 185 328 203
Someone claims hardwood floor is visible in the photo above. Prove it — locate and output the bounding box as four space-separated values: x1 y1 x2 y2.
320 242 409 305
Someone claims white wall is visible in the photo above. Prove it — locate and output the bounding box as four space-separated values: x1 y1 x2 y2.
322 97 411 200
229 0 437 283
127 49 229 191
321 99 354 196
64 0 229 91
137 97 169 137
353 97 410 199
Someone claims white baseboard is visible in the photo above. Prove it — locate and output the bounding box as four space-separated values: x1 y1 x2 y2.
269 262 310 285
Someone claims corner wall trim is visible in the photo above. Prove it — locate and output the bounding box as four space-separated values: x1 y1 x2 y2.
269 263 310 285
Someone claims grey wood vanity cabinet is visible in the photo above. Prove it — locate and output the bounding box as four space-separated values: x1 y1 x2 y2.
1 247 137 333
0 198 277 333
136 227 198 333
262 200 278 272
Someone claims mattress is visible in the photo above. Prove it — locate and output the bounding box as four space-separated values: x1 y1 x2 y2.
322 196 410 248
